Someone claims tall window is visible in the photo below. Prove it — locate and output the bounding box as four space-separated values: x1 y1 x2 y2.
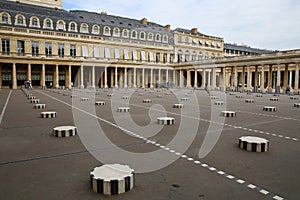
1 39 10 55
156 52 160 63
178 50 182 62
163 35 168 43
185 50 190 62
81 24 88 33
156 34 161 41
104 26 110 36
70 23 76 32
45 42 52 57
192 51 196 61
58 21 64 30
140 32 145 39
122 29 128 37
185 37 189 44
131 30 137 38
70 44 76 58
148 33 153 41
163 53 167 63
93 25 99 34
32 41 39 56
32 18 38 27
45 19 51 28
170 54 174 63
2 14 8 24
178 36 182 43
17 16 23 25
17 40 25 55
113 28 119 37
58 44 64 58
198 52 203 60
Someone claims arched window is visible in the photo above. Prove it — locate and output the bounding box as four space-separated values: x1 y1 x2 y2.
163 35 168 43
177 49 182 63
155 34 161 41
30 17 39 27
92 25 100 34
122 29 129 37
140 31 145 40
198 52 203 60
113 27 120 37
185 50 190 62
192 51 196 61
131 30 137 38
17 16 24 25
81 23 88 33
1 13 8 24
185 37 189 43
44 18 52 29
148 33 153 41
103 26 110 36
56 20 65 30
69 22 77 32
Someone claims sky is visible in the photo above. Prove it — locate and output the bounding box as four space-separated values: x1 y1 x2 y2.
63 0 300 51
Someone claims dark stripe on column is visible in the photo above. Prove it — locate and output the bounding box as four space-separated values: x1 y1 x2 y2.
243 141 247 150
97 178 103 194
110 179 118 195
125 176 130 192
252 143 257 152
261 143 266 152
62 130 65 137
90 174 94 190
238 139 242 148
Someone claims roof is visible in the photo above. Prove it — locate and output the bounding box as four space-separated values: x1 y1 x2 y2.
174 28 222 40
224 43 272 54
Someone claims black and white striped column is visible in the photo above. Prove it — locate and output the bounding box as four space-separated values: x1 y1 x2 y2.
214 101 224 105
294 103 300 108
290 96 298 100
270 98 279 101
90 164 134 195
239 136 269 152
263 106 277 112
81 98 89 101
142 99 152 103
53 126 77 137
256 94 263 97
31 99 40 104
95 101 106 106
117 107 130 112
222 111 236 117
245 99 254 103
235 95 243 98
173 104 184 108
157 117 175 125
41 111 57 118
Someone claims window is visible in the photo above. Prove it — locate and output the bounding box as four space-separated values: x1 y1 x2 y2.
58 44 64 58
148 52 154 62
178 36 182 43
70 44 76 58
31 17 39 27
140 32 145 40
82 45 88 58
44 19 52 29
113 27 120 37
93 25 99 34
163 53 167 63
199 40 203 46
205 41 209 47
204 52 209 59
1 13 8 24
132 50 137 60
122 29 129 37
45 42 52 57
104 47 110 59
185 50 190 62
140 51 146 61
1 39 10 55
69 22 76 32
170 54 174 63
123 49 129 60
156 52 160 63
155 34 161 42
32 41 39 56
17 16 24 25
104 26 110 36
148 33 153 41
192 51 196 61
94 46 100 58
178 50 182 62
131 30 137 38
211 42 215 47
114 49 120 59
163 35 168 43
57 21 65 30
185 37 189 44
17 40 25 55
81 24 88 33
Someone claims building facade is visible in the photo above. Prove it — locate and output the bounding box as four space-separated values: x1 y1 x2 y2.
0 0 299 93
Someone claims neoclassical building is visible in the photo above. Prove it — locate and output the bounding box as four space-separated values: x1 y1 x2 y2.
0 0 299 93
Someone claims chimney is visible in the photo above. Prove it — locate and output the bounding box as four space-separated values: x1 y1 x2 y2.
191 27 198 34
141 18 147 25
165 24 171 30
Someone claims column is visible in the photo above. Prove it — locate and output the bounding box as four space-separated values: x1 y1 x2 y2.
142 68 145 88
277 65 281 87
0 65 2 88
173 70 176 87
207 70 211 88
211 68 216 89
41 64 45 88
260 66 265 92
230 67 234 88
222 67 226 91
247 66 251 90
80 65 84 88
91 66 95 88
115 67 118 88
233 66 238 88
104 67 108 88
283 64 288 90
194 69 198 88
179 70 183 88
27 63 31 81
295 64 299 93
268 65 272 90
68 65 72 89
124 67 128 88
201 68 206 88
289 69 293 88
54 65 59 88
133 68 136 88
166 69 169 86
254 66 259 88
12 63 17 89
158 68 161 87
241 66 245 91
150 68 153 88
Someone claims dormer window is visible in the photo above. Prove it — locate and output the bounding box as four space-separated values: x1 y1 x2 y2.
69 22 77 32
56 20 65 31
43 18 53 29
1 13 8 24
140 32 145 40
113 27 120 37
17 16 23 25
122 29 129 38
103 26 111 36
155 34 161 42
92 25 100 34
131 30 137 39
81 23 88 33
148 33 154 41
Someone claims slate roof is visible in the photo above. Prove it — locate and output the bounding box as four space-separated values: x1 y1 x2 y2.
174 28 222 39
224 43 272 54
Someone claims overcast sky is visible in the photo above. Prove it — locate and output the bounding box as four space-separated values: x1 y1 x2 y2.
63 0 300 51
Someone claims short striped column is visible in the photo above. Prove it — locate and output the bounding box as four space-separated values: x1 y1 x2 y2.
294 103 300 108
90 164 134 195
239 136 269 152
26 93 32 97
53 126 77 137
245 99 254 103
117 107 130 112
235 95 243 98
181 97 189 101
210 96 218 99
214 101 224 105
31 99 40 104
263 106 277 112
256 94 263 97
95 101 106 106
34 104 46 109
290 96 298 100
107 94 113 97
81 98 89 101
270 98 279 101
41 111 57 118
122 96 129 99
157 117 175 125
142 99 152 103
173 104 184 108
221 111 236 117
28 96 36 100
